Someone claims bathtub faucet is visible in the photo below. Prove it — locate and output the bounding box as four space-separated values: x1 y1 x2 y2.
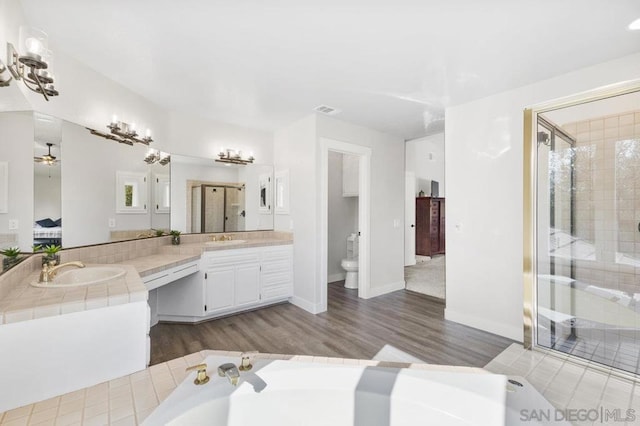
218 363 240 386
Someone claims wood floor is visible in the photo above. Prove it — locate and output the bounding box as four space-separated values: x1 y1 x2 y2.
150 282 514 367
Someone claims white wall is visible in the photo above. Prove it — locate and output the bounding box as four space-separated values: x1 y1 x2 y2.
406 132 445 197
445 52 640 342
34 173 61 221
0 111 34 251
166 112 273 164
327 151 358 282
62 121 153 247
317 115 405 298
274 115 318 308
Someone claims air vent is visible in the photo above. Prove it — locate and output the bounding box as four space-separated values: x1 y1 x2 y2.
314 105 341 116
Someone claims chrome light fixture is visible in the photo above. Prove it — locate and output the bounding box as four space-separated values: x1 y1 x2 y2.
216 148 255 165
144 149 170 165
0 59 12 87
86 116 153 146
5 27 59 101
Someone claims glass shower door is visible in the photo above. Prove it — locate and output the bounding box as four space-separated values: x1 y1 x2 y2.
535 94 640 374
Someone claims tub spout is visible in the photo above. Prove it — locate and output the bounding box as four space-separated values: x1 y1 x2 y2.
217 363 240 386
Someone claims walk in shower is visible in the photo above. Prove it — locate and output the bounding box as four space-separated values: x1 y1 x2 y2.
526 87 640 375
191 184 246 233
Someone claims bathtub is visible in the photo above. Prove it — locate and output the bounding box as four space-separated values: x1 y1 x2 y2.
143 355 508 425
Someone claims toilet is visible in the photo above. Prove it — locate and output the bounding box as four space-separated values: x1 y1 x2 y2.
341 234 359 289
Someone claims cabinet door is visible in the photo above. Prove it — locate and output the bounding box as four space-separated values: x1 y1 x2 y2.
205 267 235 313
342 154 359 196
235 264 261 307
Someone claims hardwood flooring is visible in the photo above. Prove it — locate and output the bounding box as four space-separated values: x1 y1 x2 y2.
149 282 514 367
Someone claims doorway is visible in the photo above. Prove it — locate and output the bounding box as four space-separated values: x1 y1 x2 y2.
404 135 446 301
319 138 371 311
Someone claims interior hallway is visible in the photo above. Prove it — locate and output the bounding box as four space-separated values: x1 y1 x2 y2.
150 282 512 366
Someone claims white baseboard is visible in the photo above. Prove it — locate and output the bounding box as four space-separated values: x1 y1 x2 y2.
290 296 324 314
328 272 346 283
444 308 523 342
365 280 406 298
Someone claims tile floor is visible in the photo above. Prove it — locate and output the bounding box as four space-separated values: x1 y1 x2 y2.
485 343 640 425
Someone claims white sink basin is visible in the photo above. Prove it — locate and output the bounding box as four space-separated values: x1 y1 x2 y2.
31 266 126 288
205 239 247 247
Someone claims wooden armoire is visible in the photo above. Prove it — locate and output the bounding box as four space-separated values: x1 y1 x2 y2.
416 197 445 256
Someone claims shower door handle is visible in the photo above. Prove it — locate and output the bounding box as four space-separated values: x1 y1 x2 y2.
638 222 640 232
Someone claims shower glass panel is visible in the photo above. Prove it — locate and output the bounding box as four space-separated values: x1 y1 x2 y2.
535 91 640 374
192 185 246 233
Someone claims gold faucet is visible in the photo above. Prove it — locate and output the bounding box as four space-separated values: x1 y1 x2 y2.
239 351 258 371
39 261 85 283
186 363 210 385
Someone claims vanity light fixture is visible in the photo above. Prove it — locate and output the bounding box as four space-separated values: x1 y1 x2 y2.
144 149 170 165
216 148 255 166
5 27 59 101
86 116 153 146
0 59 12 87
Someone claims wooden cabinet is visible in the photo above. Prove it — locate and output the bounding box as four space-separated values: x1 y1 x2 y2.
416 197 445 256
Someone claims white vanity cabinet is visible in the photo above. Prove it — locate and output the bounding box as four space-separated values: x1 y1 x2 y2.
156 244 293 322
202 250 261 314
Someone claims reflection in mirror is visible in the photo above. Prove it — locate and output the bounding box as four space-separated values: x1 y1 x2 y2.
171 155 273 233
61 121 170 246
33 112 62 247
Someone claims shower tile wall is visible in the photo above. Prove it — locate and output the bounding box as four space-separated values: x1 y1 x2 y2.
560 111 640 295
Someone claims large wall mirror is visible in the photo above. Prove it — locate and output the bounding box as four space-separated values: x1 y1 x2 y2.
170 155 273 233
0 110 274 273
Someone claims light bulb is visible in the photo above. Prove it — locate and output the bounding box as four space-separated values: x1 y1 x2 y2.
629 18 640 30
145 128 152 138
111 115 118 125
24 37 43 55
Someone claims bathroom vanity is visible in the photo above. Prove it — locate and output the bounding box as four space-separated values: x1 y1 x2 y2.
156 241 293 322
0 231 293 412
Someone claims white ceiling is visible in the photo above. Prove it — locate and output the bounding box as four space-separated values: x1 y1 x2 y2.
19 0 640 140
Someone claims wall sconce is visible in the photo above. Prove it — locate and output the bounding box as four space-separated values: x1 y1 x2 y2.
144 149 170 165
216 148 255 165
5 27 59 101
86 116 153 146
0 59 12 87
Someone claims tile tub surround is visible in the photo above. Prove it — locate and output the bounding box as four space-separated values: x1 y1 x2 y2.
485 344 640 424
0 350 486 426
0 264 147 324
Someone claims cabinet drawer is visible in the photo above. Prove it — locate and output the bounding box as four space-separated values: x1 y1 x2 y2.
262 271 292 287
262 259 291 274
262 246 293 261
202 251 261 267
143 261 200 291
262 285 292 301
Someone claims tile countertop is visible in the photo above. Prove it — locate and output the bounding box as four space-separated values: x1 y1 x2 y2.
0 235 293 325
0 264 147 325
117 254 201 278
0 351 486 426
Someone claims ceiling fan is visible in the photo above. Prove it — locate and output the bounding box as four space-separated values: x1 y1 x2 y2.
34 143 59 165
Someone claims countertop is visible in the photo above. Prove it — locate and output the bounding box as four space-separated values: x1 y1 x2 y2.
0 264 147 325
0 236 293 325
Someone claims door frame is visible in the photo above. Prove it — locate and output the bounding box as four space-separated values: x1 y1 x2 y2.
404 171 416 266
319 137 371 310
